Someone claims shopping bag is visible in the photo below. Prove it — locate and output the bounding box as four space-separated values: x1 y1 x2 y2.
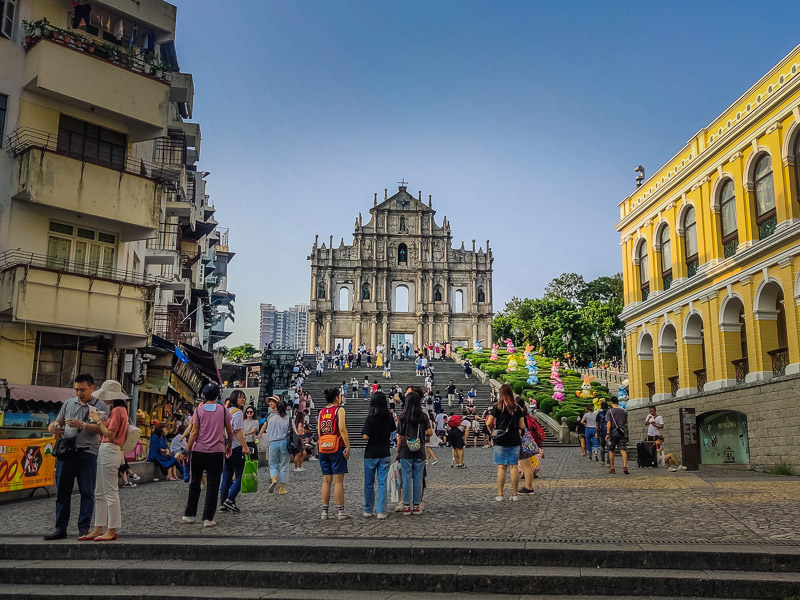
241 456 259 493
388 461 401 504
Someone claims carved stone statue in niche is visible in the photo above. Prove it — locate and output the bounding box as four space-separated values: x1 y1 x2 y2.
365 239 373 259
377 216 384 229
399 216 407 232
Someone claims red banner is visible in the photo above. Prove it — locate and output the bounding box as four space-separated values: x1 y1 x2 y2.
0 437 56 493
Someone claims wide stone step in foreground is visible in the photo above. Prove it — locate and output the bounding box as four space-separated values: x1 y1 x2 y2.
0 538 798 599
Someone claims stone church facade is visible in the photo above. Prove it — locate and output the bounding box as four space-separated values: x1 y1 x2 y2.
308 183 494 353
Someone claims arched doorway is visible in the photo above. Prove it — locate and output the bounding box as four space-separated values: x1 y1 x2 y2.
683 312 706 391
338 286 350 311
659 323 679 397
698 410 750 465
754 280 788 377
637 331 655 400
719 296 747 384
454 289 464 313
394 285 409 312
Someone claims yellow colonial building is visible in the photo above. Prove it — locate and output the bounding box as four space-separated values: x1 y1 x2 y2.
617 44 800 469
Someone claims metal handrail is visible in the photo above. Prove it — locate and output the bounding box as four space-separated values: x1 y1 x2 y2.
145 224 182 251
0 250 155 286
5 127 183 184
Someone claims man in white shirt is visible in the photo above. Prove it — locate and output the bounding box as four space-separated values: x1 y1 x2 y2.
645 407 664 441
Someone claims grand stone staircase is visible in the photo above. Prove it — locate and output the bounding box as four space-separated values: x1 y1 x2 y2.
299 355 560 448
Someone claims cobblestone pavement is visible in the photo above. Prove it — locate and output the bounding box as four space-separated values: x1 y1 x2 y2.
4 446 800 544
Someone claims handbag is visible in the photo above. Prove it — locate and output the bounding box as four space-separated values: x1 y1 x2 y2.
53 435 77 459
520 428 539 459
406 422 423 452
120 424 141 453
286 415 302 455
491 410 513 441
241 455 259 493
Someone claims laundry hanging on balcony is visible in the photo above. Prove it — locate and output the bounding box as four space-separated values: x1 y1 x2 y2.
128 23 137 48
114 18 124 41
71 1 91 29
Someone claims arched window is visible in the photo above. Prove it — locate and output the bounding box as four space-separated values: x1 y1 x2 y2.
394 285 409 312
317 282 325 299
398 243 407 264
433 285 442 302
454 290 464 313
477 287 486 303
338 286 349 311
683 206 698 277
753 154 776 239
638 240 649 301
361 283 370 300
659 225 672 290
795 134 800 200
719 179 738 258
399 216 406 232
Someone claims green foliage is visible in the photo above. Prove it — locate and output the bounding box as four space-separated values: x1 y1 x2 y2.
566 416 579 431
224 343 258 364
538 397 559 415
770 463 794 476
512 381 526 395
492 273 624 365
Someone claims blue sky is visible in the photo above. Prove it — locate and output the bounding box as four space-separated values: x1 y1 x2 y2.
171 1 800 348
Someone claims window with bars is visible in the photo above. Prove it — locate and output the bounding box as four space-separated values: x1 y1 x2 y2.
753 154 776 240
34 332 109 387
719 179 738 258
57 115 127 170
684 206 699 277
0 0 16 39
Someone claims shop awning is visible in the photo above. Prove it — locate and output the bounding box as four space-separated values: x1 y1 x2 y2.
2 384 75 413
180 344 221 384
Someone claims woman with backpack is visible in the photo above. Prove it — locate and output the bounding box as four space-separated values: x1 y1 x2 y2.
318 387 351 520
486 384 525 502
396 392 432 515
258 397 291 494
361 392 396 519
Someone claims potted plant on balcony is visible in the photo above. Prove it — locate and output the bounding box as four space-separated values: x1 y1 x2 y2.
63 31 72 44
86 39 96 53
73 33 84 49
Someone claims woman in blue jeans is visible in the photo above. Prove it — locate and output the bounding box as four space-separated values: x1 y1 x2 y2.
396 392 432 515
257 396 291 494
486 384 525 502
361 392 396 519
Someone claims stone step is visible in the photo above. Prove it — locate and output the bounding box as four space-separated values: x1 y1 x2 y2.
0 558 798 599
0 586 756 600
2 539 799 572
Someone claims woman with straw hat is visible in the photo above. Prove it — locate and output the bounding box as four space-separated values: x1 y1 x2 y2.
82 380 129 541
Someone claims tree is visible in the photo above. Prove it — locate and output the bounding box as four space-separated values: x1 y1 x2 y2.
580 273 623 305
224 343 258 363
543 273 587 306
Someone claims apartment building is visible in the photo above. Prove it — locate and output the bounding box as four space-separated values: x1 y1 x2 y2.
0 0 234 395
259 303 309 351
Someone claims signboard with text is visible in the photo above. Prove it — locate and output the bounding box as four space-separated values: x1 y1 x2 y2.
0 437 56 493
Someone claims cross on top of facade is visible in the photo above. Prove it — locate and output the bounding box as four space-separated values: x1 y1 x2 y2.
398 179 408 190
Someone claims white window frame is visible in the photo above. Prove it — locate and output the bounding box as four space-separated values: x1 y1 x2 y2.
47 221 118 277
1 0 17 40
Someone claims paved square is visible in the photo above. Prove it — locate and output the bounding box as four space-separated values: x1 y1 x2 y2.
4 445 800 545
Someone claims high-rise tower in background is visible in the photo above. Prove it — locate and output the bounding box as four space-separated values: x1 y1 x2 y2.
259 303 309 350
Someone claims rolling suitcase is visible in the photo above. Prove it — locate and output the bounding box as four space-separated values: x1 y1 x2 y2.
636 441 658 468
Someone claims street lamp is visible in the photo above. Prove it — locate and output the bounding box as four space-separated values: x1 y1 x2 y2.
561 330 572 366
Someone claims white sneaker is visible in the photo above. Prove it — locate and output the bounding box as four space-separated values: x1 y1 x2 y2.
294 467 305 472
203 520 216 528
181 516 196 524
362 512 374 518
131 473 141 481
668 467 678 472
511 495 520 502
320 511 329 520
432 460 439 465
309 457 319 461
495 496 504 502
679 465 687 470
377 513 387 520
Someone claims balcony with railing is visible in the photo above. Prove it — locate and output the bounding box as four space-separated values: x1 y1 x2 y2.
668 376 679 398
646 382 655 401
693 368 706 392
6 127 182 239
733 358 749 384
0 250 154 338
153 303 196 345
22 25 172 140
144 223 181 268
768 347 789 378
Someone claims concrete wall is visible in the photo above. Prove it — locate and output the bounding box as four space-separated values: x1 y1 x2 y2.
627 372 800 473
